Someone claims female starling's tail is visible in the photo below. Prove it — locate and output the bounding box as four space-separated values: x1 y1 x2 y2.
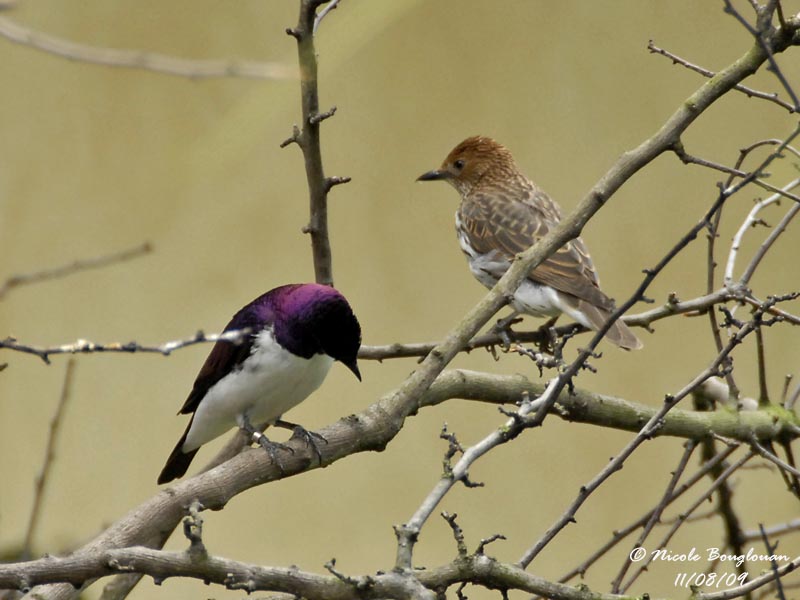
574 299 642 350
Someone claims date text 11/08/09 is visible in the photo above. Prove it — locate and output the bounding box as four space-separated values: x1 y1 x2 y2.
674 572 748 589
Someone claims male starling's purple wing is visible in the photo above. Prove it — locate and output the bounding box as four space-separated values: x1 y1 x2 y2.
158 335 256 484
158 301 271 484
458 187 615 312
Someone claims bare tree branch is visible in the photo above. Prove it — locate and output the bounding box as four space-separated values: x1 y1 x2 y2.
21 360 76 559
283 0 346 286
0 545 637 600
648 39 797 113
0 329 252 365
556 445 739 584
725 178 800 287
0 242 152 300
0 17 295 80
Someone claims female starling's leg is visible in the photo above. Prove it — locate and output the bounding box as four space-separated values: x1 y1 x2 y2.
490 311 523 349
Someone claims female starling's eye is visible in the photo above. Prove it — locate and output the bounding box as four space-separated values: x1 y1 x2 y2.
453 159 465 170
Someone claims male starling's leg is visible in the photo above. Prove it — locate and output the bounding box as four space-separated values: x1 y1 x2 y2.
490 311 523 350
274 419 327 464
239 415 293 474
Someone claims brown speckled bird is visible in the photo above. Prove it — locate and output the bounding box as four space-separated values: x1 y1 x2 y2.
417 136 642 350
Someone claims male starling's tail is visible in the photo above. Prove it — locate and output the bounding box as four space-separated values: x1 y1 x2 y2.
157 425 199 484
574 300 642 350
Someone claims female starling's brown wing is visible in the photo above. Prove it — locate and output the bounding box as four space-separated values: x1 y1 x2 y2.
459 189 642 350
459 188 615 312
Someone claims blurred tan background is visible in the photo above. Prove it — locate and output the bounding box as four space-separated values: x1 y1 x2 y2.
2 2 799 599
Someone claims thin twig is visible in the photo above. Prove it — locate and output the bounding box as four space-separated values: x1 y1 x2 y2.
648 39 797 113
751 438 800 479
556 446 739 584
740 189 800 285
673 148 800 203
725 178 800 287
759 524 788 600
0 242 152 299
699 435 749 587
722 0 800 111
0 329 252 365
313 0 341 33
0 17 295 80
610 441 697 592
620 451 756 590
22 360 76 559
743 518 800 540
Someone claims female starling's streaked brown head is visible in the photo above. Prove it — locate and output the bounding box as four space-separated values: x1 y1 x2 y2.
417 136 522 197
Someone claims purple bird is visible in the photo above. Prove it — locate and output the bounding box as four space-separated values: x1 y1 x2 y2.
158 283 362 484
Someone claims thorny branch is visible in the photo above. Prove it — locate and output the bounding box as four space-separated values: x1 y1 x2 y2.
647 39 797 113
0 329 252 365
282 0 348 286
0 289 726 363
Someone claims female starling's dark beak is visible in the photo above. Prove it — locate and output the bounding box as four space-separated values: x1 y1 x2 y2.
417 169 450 182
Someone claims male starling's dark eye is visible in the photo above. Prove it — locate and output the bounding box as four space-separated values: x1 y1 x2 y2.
453 159 465 170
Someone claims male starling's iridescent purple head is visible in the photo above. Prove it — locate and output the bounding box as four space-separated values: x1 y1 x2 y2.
230 283 361 379
417 136 521 197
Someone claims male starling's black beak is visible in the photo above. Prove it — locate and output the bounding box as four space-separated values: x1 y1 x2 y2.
344 359 361 381
417 169 450 182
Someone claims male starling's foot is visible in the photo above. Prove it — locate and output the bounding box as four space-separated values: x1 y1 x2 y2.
275 419 328 464
240 416 293 474
253 433 294 474
490 313 523 350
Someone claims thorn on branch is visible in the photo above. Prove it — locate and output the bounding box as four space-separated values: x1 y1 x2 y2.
325 558 373 591
285 27 301 40
309 106 337 125
107 558 135 573
313 0 342 34
440 423 464 475
224 574 256 593
456 582 468 600
475 533 507 556
280 124 302 148
182 500 207 556
461 474 485 489
324 176 352 192
441 511 468 558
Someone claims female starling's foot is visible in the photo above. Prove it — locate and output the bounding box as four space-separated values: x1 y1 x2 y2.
536 316 560 352
490 313 523 350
